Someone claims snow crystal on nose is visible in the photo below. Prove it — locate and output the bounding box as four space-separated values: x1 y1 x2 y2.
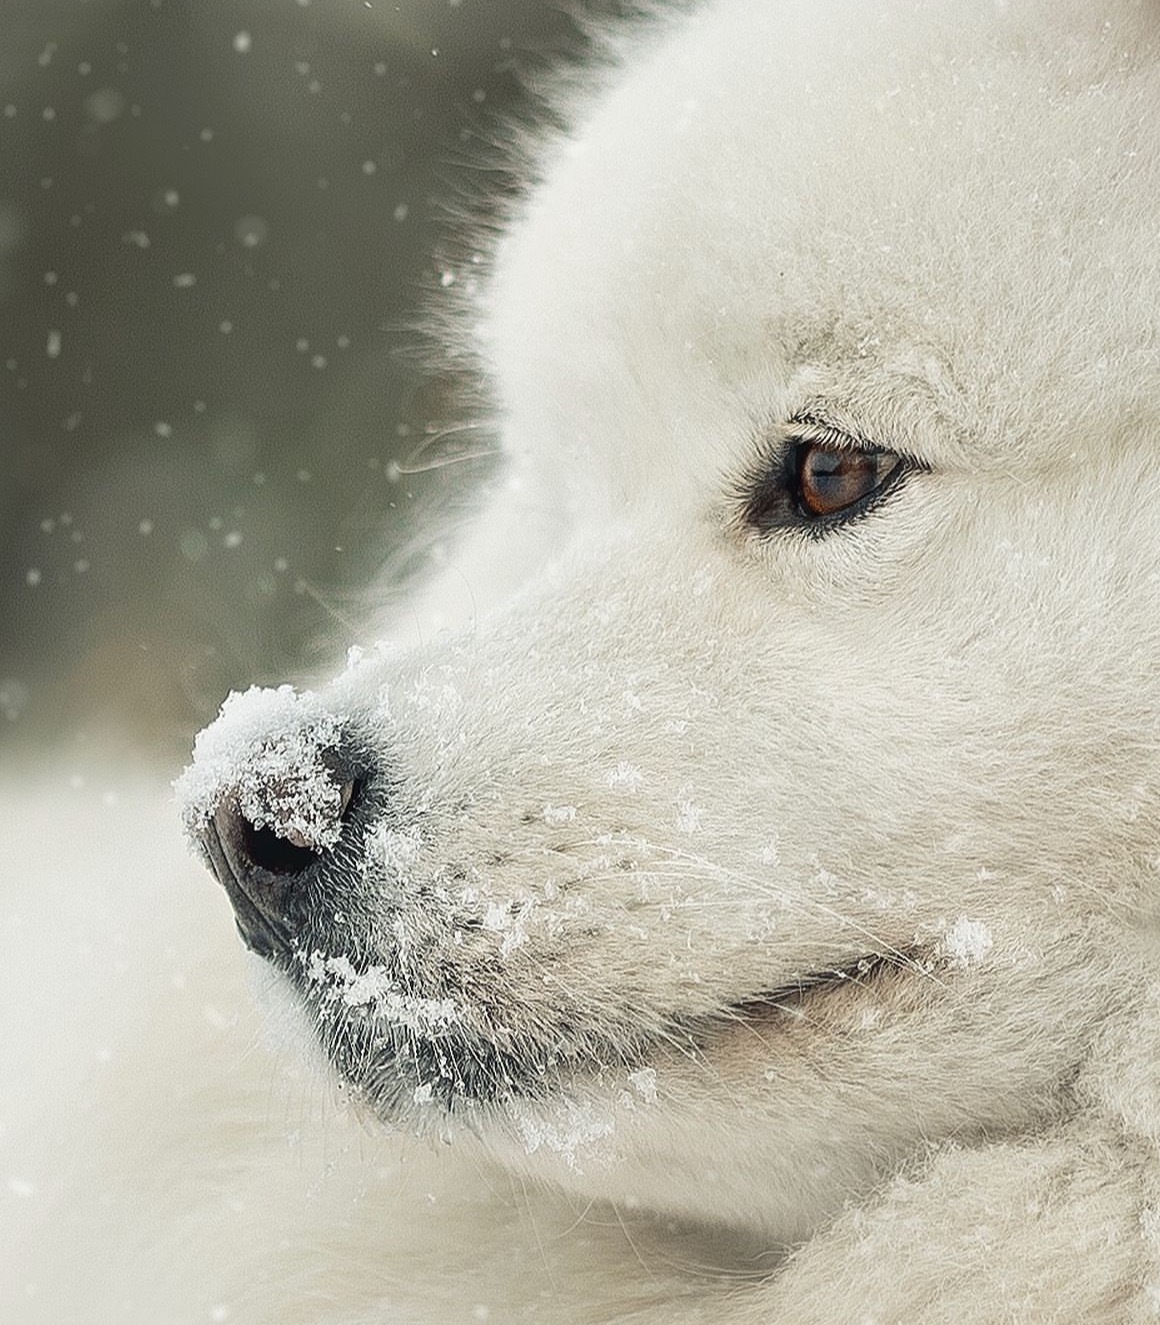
366 823 423 884
300 950 460 1031
175 684 346 849
513 1097 615 1172
939 916 994 969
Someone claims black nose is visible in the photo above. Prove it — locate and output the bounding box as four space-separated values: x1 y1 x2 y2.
199 778 356 958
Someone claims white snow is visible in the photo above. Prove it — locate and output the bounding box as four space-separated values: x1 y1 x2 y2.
302 951 460 1031
607 762 643 791
480 899 530 956
940 916 994 969
514 1098 615 1171
628 1067 658 1103
367 825 423 880
675 799 702 835
174 684 346 849
542 804 577 825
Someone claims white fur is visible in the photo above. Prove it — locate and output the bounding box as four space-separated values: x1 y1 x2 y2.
10 1 1160 1319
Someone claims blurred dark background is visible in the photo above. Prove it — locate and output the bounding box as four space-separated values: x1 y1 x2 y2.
0 0 588 771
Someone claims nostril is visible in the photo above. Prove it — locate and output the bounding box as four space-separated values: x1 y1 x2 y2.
238 816 322 876
177 685 371 958
217 777 358 878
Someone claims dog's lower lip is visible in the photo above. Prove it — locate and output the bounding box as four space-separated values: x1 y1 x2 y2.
315 953 909 1115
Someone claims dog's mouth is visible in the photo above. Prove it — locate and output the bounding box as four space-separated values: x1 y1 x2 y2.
293 947 914 1117
191 761 922 1114
729 951 908 1020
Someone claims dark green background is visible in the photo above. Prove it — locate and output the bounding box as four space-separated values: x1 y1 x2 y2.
0 0 591 768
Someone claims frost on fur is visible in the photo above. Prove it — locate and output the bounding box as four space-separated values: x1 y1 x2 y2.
939 916 995 970
299 950 460 1032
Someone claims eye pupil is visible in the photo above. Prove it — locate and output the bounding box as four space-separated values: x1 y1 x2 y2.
797 443 888 518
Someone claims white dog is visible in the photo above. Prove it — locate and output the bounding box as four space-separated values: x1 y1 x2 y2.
8 0 1160 1320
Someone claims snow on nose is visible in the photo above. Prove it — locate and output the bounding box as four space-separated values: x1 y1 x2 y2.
175 684 348 852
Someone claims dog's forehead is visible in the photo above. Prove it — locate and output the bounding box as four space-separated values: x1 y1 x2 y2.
485 0 1160 507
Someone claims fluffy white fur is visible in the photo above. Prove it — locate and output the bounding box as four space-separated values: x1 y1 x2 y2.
10 0 1160 1319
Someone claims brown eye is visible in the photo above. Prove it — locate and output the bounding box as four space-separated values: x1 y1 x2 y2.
739 422 917 536
796 442 902 519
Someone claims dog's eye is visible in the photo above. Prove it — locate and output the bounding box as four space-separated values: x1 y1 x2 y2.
741 424 914 534
795 442 903 519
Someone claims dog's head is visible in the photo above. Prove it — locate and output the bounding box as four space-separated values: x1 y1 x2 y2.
178 0 1160 1237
